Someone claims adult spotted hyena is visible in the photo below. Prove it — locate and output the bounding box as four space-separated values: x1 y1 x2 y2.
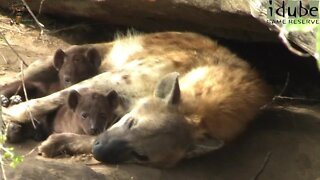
2 32 271 167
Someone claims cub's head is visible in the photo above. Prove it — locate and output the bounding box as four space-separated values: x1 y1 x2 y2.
67 90 119 135
53 47 101 88
92 73 223 167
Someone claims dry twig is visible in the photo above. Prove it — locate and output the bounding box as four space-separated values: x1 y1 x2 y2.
0 53 8 64
19 61 38 128
261 73 290 109
251 152 272 180
0 95 4 134
38 0 47 17
0 161 7 180
48 24 88 34
262 72 320 109
0 90 7 180
20 0 45 34
274 96 320 102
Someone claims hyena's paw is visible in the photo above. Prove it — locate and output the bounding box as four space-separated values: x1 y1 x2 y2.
9 95 22 105
38 133 72 157
6 122 24 143
1 95 9 107
38 133 93 157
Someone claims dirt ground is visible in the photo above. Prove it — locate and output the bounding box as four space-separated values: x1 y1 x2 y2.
1 10 320 180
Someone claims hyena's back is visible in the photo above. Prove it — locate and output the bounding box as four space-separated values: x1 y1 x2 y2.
95 32 239 72
90 32 259 98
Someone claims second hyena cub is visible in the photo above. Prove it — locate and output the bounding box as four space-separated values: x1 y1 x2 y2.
53 46 101 88
1 46 101 107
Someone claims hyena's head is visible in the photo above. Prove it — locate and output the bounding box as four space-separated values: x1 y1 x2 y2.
53 47 101 88
67 90 119 135
92 73 223 167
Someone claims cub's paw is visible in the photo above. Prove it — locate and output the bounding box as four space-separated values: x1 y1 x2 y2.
9 95 22 105
0 95 9 107
38 133 71 157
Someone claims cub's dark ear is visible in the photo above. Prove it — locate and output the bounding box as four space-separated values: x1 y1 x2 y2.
53 49 66 70
154 72 180 105
105 90 119 109
86 48 101 68
67 90 81 111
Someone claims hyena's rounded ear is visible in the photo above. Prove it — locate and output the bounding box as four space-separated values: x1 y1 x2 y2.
67 90 81 111
154 72 180 105
86 48 101 68
185 138 224 159
53 49 66 70
105 90 119 109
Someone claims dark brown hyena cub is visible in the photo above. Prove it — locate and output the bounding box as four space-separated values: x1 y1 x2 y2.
1 46 101 107
6 89 120 143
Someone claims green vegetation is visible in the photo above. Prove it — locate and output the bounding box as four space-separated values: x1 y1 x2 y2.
0 135 24 168
0 101 24 180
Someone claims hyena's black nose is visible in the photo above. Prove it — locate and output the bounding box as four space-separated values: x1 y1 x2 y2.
92 138 131 164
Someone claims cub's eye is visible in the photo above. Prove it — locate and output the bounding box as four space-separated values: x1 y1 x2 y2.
64 77 71 83
81 112 88 119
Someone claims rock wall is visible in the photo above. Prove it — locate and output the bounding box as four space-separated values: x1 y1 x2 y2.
0 0 277 41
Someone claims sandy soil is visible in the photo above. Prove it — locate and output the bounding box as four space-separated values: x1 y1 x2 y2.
1 10 320 180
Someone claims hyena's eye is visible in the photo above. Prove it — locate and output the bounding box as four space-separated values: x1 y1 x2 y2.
127 117 136 129
131 151 149 162
81 112 88 119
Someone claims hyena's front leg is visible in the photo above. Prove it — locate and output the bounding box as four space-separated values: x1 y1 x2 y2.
2 89 68 123
2 71 135 123
38 133 96 157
